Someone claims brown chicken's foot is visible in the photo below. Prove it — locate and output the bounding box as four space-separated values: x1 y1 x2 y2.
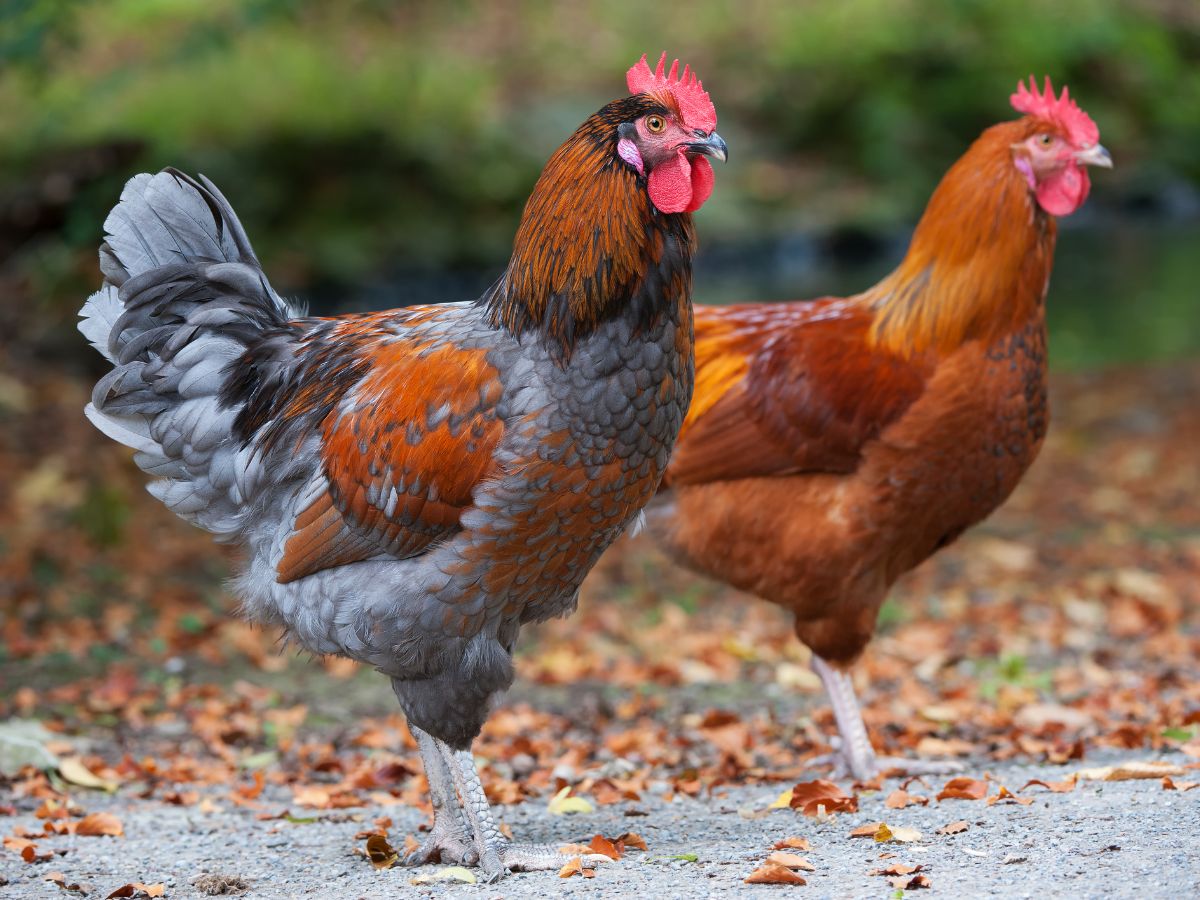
810 654 885 782
868 756 966 778
407 726 478 867
807 743 966 781
808 655 967 781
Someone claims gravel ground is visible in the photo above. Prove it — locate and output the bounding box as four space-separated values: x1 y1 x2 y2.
3 753 1197 900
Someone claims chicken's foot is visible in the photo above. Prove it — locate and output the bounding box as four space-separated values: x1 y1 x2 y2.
434 738 608 881
809 655 966 781
405 725 478 867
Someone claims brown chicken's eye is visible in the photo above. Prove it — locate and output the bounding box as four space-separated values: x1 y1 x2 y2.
646 115 665 134
1037 134 1054 146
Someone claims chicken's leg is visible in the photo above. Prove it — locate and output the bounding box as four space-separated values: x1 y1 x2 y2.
810 654 964 781
433 738 607 881
405 725 478 867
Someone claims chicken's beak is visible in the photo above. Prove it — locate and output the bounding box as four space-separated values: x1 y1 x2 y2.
1075 143 1113 169
687 131 729 163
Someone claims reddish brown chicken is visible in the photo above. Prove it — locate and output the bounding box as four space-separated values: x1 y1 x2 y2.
651 78 1111 780
80 55 725 878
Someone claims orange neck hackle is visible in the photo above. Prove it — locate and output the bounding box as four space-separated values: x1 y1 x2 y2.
484 96 696 359
866 120 1057 358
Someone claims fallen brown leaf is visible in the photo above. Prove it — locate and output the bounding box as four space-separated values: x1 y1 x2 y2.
617 831 648 851
587 835 621 860
45 871 91 895
787 780 858 816
765 851 815 871
1020 778 1076 793
745 862 807 885
937 777 988 801
105 885 164 899
364 834 398 869
76 813 124 837
870 863 924 877
1161 777 1200 791
23 843 56 863
988 785 1032 806
850 822 884 838
1076 761 1184 782
772 836 812 852
890 874 932 890
885 788 929 809
558 857 595 879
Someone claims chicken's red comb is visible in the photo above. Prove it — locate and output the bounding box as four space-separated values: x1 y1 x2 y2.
627 52 717 133
1010 75 1099 147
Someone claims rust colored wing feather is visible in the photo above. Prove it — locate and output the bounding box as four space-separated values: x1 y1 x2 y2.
667 300 930 486
277 316 506 583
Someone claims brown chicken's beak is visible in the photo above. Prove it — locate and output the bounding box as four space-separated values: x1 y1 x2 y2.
1075 143 1113 169
687 131 729 163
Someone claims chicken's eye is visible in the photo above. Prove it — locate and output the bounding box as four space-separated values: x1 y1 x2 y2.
646 115 665 134
1037 134 1055 147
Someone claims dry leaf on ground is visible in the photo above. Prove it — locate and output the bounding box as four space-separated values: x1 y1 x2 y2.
1076 761 1184 782
937 777 988 801
988 785 1033 806
410 866 477 885
936 821 969 835
886 789 929 809
786 780 857 816
105 885 164 899
45 872 90 894
772 836 812 851
745 862 807 885
1021 778 1076 793
617 832 648 851
870 863 924 877
548 786 593 815
558 857 596 879
1161 777 1199 791
891 874 932 890
58 757 118 792
587 835 621 860
850 823 884 838
363 834 398 869
76 813 124 837
765 851 815 871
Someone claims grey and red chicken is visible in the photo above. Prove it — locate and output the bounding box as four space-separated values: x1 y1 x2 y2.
80 54 726 879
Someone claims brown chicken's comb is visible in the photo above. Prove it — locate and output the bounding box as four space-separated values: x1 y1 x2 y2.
627 52 717 133
1010 75 1099 147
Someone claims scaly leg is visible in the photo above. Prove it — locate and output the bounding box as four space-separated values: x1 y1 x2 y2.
404 725 478 867
434 738 608 881
810 655 964 781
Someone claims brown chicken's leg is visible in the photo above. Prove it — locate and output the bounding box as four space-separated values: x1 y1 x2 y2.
406 726 478 867
810 655 964 781
433 738 608 881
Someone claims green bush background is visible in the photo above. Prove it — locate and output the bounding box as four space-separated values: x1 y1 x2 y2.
2 0 1197 364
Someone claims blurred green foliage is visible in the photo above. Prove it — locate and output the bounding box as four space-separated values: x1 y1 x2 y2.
1 0 1197 365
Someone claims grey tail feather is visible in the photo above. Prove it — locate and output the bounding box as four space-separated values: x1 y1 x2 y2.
77 169 304 537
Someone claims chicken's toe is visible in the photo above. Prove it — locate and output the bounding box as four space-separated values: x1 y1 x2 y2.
403 823 479 868
500 843 610 872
